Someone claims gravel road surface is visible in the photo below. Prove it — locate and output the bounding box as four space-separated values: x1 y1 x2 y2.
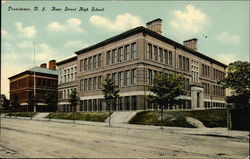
0 118 249 158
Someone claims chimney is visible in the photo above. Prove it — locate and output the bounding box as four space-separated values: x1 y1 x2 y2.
183 38 198 51
146 18 163 35
49 60 56 70
40 63 47 68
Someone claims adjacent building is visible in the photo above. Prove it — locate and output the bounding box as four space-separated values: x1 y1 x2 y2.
73 19 227 112
56 56 78 112
8 60 58 112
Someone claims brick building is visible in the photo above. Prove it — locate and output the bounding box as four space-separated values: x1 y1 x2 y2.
8 60 58 112
59 19 227 112
56 56 78 112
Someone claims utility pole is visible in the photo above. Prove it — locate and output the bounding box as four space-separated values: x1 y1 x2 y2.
33 42 36 113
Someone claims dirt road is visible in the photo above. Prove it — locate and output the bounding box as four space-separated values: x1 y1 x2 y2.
0 118 249 158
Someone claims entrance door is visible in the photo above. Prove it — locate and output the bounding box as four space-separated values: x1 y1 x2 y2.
197 92 200 108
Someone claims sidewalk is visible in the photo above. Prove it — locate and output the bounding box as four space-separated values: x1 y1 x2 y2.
1 115 249 141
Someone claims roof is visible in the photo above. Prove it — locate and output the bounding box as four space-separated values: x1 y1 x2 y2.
8 66 58 80
184 38 198 42
56 56 77 66
75 26 227 68
28 67 58 75
146 18 162 25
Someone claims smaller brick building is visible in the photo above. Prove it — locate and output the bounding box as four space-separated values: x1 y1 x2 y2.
8 60 58 112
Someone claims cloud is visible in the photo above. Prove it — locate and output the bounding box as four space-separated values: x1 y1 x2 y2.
63 40 89 50
15 22 37 39
17 41 33 49
215 53 237 65
1 29 8 38
2 0 8 4
47 18 84 33
47 22 65 32
215 31 240 45
89 13 143 32
169 5 208 36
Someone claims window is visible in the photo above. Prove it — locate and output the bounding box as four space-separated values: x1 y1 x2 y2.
131 96 137 110
159 48 163 63
93 77 97 90
148 43 152 59
112 73 117 85
80 59 83 72
153 45 158 61
186 58 189 71
131 69 137 85
164 49 168 64
179 55 182 68
83 79 88 91
88 78 92 90
131 43 136 59
124 70 129 86
93 55 97 69
106 51 111 65
111 49 117 64
98 54 102 67
93 99 97 111
169 51 172 65
124 45 130 61
118 47 123 62
98 76 102 89
118 72 123 86
148 69 153 85
118 97 123 110
124 96 130 110
80 79 83 92
191 60 199 82
84 59 88 71
88 57 92 70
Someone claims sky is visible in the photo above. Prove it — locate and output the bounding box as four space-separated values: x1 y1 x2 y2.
1 1 249 98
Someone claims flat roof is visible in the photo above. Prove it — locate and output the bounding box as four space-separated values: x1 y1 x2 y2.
9 66 58 80
75 26 227 68
56 56 77 66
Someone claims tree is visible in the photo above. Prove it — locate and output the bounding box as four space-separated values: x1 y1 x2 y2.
11 94 20 118
28 94 36 112
44 92 58 112
218 61 250 108
44 92 58 120
148 70 185 129
2 95 10 113
101 77 120 126
68 90 80 122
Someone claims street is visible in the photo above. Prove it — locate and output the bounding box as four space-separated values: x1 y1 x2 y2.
0 118 249 158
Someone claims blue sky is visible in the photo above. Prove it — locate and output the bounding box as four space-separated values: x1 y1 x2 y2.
1 1 249 98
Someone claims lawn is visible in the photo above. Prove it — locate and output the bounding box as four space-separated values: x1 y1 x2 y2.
46 112 111 122
7 112 38 117
129 109 227 128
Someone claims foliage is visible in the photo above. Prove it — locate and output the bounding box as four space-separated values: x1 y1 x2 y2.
7 112 38 117
44 92 58 112
28 94 36 112
219 61 250 97
11 94 20 111
46 112 110 122
218 61 250 108
68 90 80 112
2 95 10 111
101 77 120 126
129 109 227 128
148 70 185 109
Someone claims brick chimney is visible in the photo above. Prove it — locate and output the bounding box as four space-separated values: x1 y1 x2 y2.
146 18 163 35
49 60 56 70
183 38 198 51
40 63 47 68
